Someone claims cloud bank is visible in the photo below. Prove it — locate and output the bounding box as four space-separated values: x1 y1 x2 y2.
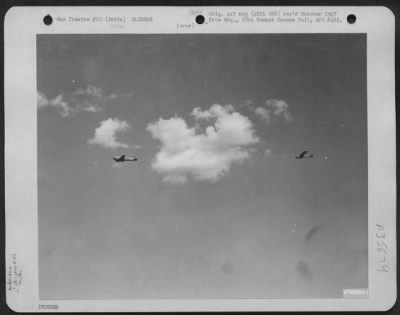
147 104 259 183
88 118 130 150
37 85 132 117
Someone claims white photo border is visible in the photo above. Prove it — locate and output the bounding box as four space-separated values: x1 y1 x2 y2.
4 6 396 312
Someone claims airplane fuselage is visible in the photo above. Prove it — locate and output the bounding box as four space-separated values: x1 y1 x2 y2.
113 156 137 162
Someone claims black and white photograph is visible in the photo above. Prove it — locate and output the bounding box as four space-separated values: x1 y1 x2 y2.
4 6 396 312
37 33 368 299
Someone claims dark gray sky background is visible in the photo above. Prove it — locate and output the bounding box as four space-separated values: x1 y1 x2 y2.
38 34 367 299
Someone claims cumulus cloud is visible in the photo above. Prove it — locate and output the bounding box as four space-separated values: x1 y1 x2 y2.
88 118 130 150
147 104 259 183
37 85 132 117
255 99 293 124
37 91 71 117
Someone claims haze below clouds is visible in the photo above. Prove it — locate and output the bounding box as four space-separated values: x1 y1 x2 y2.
38 34 367 299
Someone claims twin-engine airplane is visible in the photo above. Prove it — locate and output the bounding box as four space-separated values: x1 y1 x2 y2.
112 154 138 162
295 150 314 159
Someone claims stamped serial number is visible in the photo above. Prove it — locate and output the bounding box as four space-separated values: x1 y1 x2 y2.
39 304 59 309
131 17 153 22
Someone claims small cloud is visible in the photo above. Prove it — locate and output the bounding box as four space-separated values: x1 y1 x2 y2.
73 85 103 98
88 118 130 150
37 85 133 117
73 85 133 100
191 107 214 120
71 85 132 113
37 91 71 117
82 104 102 113
37 91 49 108
147 104 259 183
254 99 293 124
255 106 271 123
50 94 71 117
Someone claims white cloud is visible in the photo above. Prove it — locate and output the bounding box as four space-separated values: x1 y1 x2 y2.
37 91 49 108
147 104 259 183
88 118 130 150
191 107 214 120
83 105 102 113
49 94 71 117
73 85 132 100
72 85 126 113
37 86 133 117
254 99 293 124
255 106 271 122
37 91 71 117
73 85 103 97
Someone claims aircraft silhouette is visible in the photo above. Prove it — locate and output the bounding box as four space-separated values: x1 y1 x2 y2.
112 154 138 162
295 150 314 159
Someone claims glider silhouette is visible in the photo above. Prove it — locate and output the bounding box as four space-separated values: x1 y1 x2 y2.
295 150 314 159
112 154 138 163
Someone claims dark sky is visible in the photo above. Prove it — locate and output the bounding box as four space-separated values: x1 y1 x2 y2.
38 34 368 299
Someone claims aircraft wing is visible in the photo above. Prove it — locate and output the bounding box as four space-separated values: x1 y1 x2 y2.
299 150 308 158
